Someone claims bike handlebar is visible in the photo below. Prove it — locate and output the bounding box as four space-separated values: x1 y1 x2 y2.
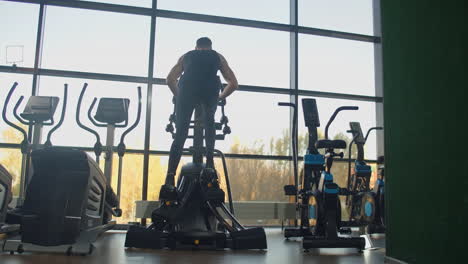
278 102 296 107
364 126 383 143
325 106 359 139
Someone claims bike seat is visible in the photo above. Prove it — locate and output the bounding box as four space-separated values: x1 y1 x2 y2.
315 139 347 149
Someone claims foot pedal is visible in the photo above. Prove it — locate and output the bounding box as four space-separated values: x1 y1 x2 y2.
205 188 225 202
303 236 365 250
339 227 352 234
159 184 178 202
151 204 180 222
230 227 267 249
125 225 165 249
200 169 224 202
200 168 218 183
284 185 297 196
284 227 310 238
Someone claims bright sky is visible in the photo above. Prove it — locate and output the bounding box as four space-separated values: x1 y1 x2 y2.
0 0 381 160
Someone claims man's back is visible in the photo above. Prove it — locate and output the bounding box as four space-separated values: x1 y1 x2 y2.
180 49 221 92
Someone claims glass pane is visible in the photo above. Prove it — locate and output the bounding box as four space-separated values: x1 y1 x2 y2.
297 97 378 160
0 73 34 144
148 155 291 202
148 156 196 202
148 155 168 201
158 0 289 24
42 6 150 76
218 92 291 154
150 87 291 156
77 0 152 8
109 153 143 224
149 85 172 150
37 76 147 150
299 0 374 35
299 34 375 96
0 148 22 197
154 18 290 88
225 158 291 202
0 1 39 67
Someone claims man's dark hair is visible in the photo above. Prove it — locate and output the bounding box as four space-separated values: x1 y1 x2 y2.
196 37 212 48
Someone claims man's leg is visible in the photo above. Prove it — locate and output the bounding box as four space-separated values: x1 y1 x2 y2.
165 93 195 186
202 96 218 169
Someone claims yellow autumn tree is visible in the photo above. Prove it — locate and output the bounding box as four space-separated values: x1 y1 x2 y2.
0 124 26 196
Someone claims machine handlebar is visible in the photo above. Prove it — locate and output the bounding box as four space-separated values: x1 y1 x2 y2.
87 98 106 127
278 102 296 107
325 106 359 139
2 82 28 144
364 126 383 143
167 95 230 140
76 83 102 149
12 96 30 126
119 86 142 146
45 84 68 147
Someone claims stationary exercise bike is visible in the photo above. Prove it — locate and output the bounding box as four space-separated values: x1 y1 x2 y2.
125 94 267 250
345 123 382 227
1 82 139 255
281 98 365 251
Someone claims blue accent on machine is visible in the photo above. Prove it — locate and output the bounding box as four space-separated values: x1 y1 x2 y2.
309 205 316 219
364 202 373 217
304 153 325 165
322 171 333 182
355 163 372 174
377 179 384 186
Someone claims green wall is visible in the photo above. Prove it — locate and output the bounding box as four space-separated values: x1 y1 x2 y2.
381 1 466 263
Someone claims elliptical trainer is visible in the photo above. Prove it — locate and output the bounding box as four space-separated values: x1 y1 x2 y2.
125 93 267 250
1 82 140 255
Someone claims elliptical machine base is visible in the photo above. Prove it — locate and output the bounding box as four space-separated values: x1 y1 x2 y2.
126 98 267 251
126 163 267 250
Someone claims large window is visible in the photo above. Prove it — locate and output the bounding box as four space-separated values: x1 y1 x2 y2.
0 0 382 222
42 6 150 76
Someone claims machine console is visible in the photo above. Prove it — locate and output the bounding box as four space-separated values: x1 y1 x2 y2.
349 122 366 144
302 98 320 128
20 96 59 123
94 98 130 125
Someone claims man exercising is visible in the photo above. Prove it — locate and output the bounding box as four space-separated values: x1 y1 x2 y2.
160 37 238 200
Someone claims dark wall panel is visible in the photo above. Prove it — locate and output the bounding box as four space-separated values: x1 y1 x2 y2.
381 1 466 263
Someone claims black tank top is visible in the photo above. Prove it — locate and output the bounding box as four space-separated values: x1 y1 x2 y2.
179 50 221 94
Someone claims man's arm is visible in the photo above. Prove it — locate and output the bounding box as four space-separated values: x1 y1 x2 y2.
166 56 184 96
218 53 238 100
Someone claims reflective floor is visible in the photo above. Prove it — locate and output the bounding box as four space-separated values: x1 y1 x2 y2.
0 228 386 264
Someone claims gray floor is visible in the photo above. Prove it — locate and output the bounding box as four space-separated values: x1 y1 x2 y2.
0 229 386 264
